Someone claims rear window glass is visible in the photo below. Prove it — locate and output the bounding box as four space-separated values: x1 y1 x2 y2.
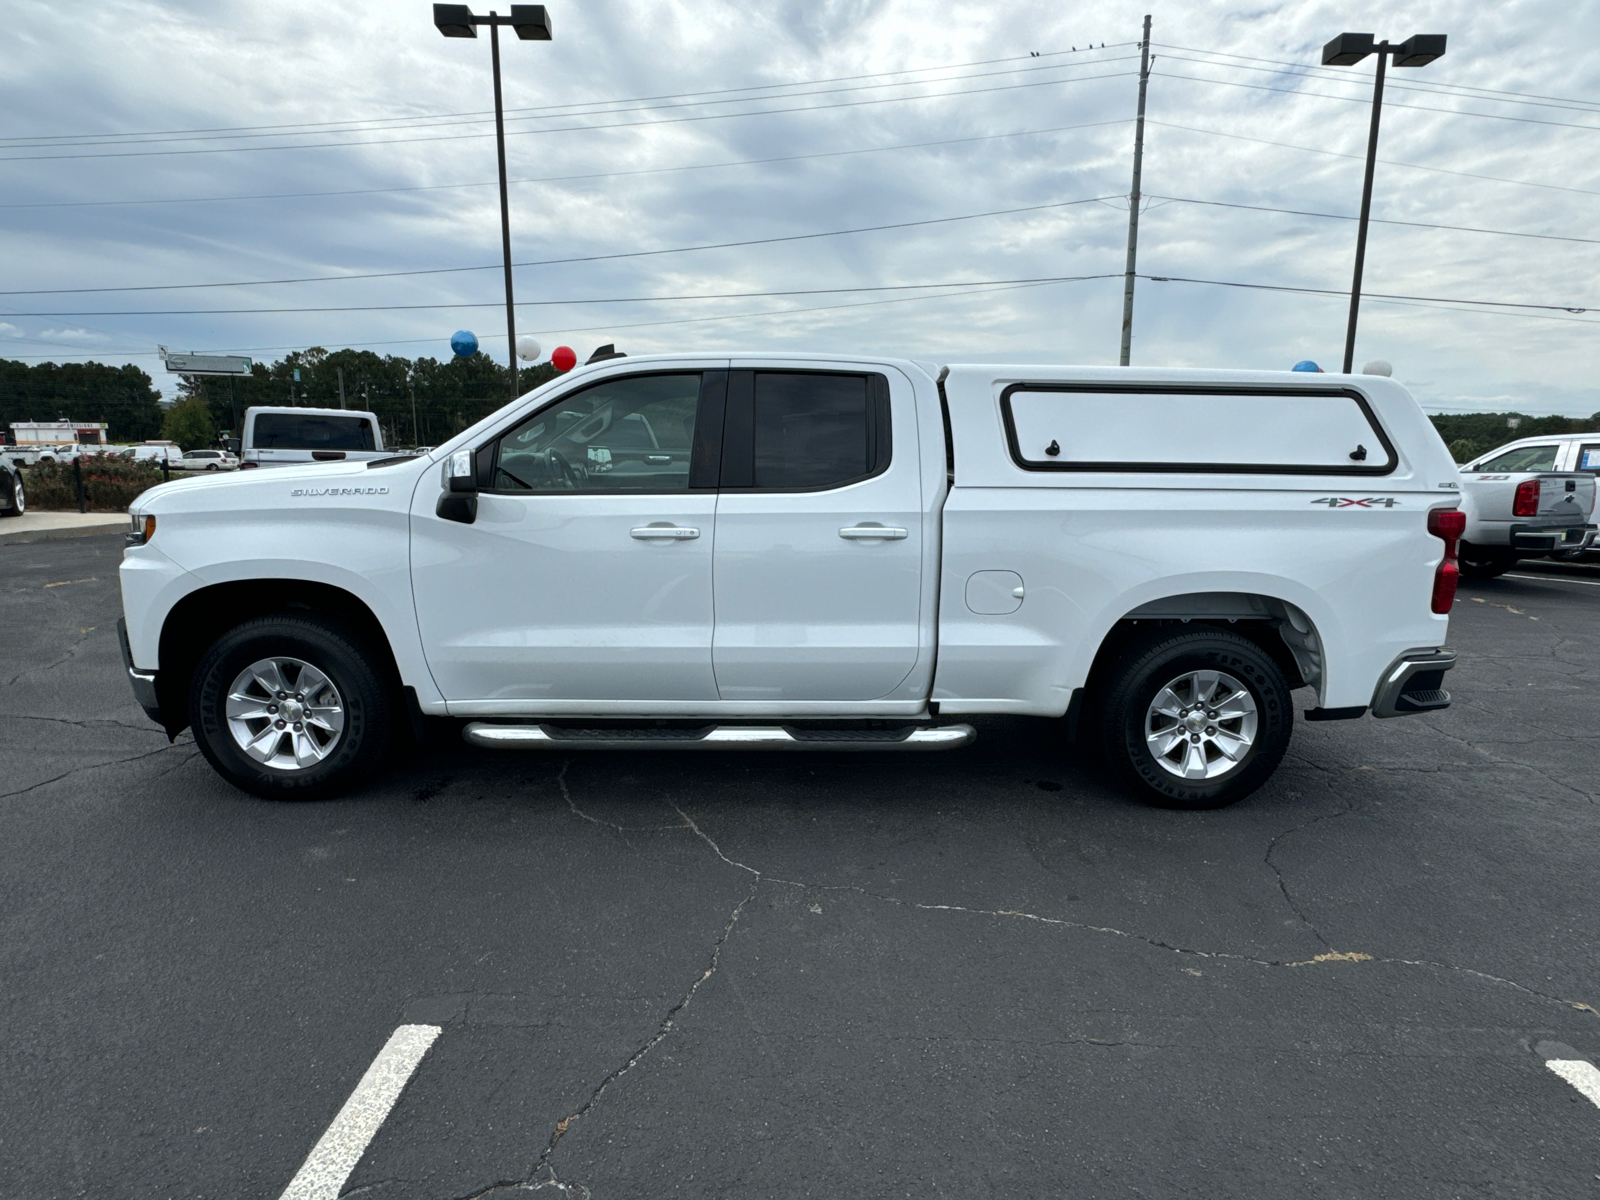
1002 386 1393 474
753 373 875 489
1476 444 1559 473
252 414 376 451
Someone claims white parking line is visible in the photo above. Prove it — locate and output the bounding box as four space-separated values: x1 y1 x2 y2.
1505 573 1600 587
1546 1058 1600 1110
277 1024 441 1200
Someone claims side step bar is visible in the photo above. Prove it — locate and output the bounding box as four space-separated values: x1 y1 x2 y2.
463 722 976 752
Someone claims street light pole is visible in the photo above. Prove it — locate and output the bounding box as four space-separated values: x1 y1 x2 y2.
434 5 553 404
1322 32 1446 373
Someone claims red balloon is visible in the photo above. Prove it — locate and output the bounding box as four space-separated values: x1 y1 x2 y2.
551 345 577 373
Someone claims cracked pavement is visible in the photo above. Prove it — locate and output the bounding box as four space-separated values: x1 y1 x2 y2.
2 535 1598 1198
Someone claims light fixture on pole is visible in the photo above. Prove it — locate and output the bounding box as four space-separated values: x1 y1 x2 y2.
434 4 552 404
1321 31 1446 374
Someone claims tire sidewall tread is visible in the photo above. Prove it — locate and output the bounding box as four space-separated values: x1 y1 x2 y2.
1096 626 1293 810
190 614 391 800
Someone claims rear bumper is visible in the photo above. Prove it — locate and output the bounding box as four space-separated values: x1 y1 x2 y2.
1511 523 1595 552
1371 649 1456 719
116 617 162 724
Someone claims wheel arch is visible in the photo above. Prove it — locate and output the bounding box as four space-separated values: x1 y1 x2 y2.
1076 591 1324 730
156 579 402 737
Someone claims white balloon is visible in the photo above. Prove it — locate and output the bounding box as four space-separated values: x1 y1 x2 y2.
515 335 542 361
1361 359 1393 377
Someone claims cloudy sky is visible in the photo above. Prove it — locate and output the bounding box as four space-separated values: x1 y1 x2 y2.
3 0 1598 415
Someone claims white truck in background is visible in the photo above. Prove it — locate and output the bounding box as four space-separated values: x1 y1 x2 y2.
1457 435 1598 577
121 355 1464 810
229 406 387 469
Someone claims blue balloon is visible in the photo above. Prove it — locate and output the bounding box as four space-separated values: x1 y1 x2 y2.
450 329 479 358
1291 359 1324 373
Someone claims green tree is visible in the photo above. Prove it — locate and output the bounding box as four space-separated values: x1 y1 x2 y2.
162 394 216 449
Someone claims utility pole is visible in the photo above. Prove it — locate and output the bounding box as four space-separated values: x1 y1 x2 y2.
337 366 346 409
1119 14 1152 367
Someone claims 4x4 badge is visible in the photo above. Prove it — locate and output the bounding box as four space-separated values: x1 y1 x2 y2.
1311 496 1398 508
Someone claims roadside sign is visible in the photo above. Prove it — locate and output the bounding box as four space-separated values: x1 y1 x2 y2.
158 346 253 376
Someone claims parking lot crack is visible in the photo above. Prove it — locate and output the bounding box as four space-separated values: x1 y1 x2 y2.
1263 807 1355 950
0 742 188 801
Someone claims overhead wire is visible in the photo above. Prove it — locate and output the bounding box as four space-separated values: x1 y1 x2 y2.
0 43 1137 146
0 63 1141 162
0 194 1128 295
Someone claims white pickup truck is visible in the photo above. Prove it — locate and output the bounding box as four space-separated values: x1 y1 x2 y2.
232 405 388 469
1456 435 1598 578
118 355 1464 809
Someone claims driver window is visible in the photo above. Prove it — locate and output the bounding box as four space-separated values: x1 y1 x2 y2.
492 372 702 493
1475 443 1559 473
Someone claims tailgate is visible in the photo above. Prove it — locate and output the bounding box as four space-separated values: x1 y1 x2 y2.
1535 473 1595 521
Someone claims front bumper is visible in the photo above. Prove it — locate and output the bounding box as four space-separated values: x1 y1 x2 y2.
1511 523 1595 553
1371 648 1456 719
116 617 162 724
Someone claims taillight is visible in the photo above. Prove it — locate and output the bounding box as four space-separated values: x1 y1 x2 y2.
1428 507 1465 614
1512 479 1539 516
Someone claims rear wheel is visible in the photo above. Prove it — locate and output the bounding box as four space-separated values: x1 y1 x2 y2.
1458 542 1515 580
190 614 393 800
1095 627 1293 809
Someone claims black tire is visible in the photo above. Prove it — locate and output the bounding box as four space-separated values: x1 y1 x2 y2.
0 471 22 517
1458 542 1515 580
190 614 393 800
1095 627 1293 809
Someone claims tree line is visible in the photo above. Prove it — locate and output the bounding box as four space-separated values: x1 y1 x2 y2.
174 346 559 448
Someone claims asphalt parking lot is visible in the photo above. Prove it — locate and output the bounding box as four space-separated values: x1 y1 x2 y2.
3 534 1598 1199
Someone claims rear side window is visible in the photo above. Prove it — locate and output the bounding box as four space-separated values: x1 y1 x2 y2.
1001 384 1395 475
720 370 891 490
1576 443 1600 473
1476 444 1559 472
252 414 376 451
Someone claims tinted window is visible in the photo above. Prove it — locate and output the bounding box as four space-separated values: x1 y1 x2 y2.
252 414 376 451
1477 444 1559 472
752 373 875 489
493 373 701 493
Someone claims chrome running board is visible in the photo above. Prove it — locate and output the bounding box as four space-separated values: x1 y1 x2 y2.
463 722 976 752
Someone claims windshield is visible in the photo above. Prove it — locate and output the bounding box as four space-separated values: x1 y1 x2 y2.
252 413 377 451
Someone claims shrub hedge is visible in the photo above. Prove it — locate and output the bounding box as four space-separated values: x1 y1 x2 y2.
23 458 168 512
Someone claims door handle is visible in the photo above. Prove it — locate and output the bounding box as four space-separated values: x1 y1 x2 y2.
839 525 908 540
631 525 700 540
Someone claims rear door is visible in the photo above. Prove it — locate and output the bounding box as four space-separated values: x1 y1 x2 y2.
710 367 924 701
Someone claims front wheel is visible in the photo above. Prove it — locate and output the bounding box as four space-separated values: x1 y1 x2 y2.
190 615 393 800
1 471 22 516
1095 627 1293 809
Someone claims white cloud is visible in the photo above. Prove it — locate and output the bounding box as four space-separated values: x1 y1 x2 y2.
3 0 1598 412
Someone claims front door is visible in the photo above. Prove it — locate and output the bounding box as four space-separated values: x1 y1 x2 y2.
711 367 925 702
411 367 728 705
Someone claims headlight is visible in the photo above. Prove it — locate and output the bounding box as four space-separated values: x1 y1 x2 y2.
126 513 155 546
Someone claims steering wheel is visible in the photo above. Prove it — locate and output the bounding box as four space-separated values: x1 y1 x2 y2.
542 448 583 489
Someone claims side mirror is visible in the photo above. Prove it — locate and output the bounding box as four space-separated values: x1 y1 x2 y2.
224 438 241 455
436 448 479 524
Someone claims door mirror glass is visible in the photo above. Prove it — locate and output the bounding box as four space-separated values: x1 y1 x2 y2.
446 448 478 493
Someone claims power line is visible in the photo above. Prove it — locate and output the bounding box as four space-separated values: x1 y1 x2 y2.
0 68 1140 163
1141 274 1592 313
1147 119 1600 199
0 118 1130 211
1151 44 1600 114
0 43 1136 146
1148 194 1600 246
1153 49 1600 117
0 53 1140 153
1155 68 1600 134
0 275 1127 319
0 195 1126 295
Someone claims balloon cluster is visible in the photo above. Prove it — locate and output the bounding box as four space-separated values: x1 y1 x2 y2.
450 330 577 373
